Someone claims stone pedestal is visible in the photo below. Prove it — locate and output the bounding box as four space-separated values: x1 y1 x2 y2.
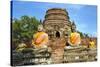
49 38 66 63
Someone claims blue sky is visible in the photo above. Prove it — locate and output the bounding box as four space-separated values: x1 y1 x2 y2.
11 1 97 37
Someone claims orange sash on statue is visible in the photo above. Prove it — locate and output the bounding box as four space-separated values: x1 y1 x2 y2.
32 32 48 48
69 32 81 46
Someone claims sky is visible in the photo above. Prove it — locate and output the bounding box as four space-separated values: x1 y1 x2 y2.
11 1 97 37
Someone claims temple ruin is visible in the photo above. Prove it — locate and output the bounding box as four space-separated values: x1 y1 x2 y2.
12 8 97 66
43 8 76 39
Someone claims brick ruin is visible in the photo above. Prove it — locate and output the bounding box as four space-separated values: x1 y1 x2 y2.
42 8 77 63
43 8 76 39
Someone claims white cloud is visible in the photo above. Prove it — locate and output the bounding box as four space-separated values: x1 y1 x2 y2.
76 23 97 37
92 32 97 37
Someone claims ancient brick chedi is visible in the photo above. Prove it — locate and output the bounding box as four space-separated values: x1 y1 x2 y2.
43 8 76 63
43 8 76 38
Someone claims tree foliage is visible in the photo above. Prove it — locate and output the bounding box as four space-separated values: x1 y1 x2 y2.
12 15 41 49
77 31 90 38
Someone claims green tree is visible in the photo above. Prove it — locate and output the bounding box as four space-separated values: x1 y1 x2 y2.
12 15 41 49
77 31 84 38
